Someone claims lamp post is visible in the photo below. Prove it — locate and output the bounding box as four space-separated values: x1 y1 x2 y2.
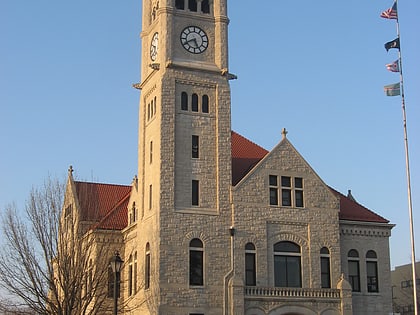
110 251 123 315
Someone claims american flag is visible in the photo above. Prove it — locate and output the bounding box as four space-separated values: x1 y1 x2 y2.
380 1 398 20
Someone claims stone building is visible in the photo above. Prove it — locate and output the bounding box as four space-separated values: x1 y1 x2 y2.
61 0 395 314
391 262 420 314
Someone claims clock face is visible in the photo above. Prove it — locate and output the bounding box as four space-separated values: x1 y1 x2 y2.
150 32 159 61
180 26 208 54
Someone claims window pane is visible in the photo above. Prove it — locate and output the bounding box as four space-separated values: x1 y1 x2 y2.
192 93 198 111
192 135 199 158
295 190 304 207
274 255 287 287
175 0 184 9
287 256 302 287
188 0 197 12
366 250 377 259
295 177 303 188
245 242 255 250
181 92 188 110
245 253 256 286
321 257 331 288
145 253 150 289
190 238 203 248
282 189 291 206
190 250 203 285
281 176 291 187
274 241 300 253
367 261 378 292
202 95 209 113
348 260 360 292
201 0 210 13
269 175 277 186
348 249 359 257
192 180 199 206
270 188 278 205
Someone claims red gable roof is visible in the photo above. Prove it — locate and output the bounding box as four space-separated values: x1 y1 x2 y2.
74 181 131 230
231 131 269 185
329 187 389 223
231 131 389 224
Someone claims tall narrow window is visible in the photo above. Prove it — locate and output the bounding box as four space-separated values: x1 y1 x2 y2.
188 0 197 12
189 238 204 286
202 95 209 113
192 180 199 206
175 0 184 10
320 247 331 288
128 255 133 296
181 91 188 110
269 175 278 205
366 250 379 292
192 135 199 158
201 0 210 13
274 241 302 287
149 184 153 209
150 141 153 164
294 177 304 207
153 96 157 116
245 243 256 286
145 243 150 289
192 93 199 112
281 176 292 206
348 249 360 292
134 252 138 294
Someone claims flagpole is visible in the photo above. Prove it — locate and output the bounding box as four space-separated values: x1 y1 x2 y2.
395 1 418 314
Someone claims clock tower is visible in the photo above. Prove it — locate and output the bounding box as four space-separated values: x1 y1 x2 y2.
130 0 235 313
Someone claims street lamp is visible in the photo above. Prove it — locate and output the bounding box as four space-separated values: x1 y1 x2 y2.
110 251 123 315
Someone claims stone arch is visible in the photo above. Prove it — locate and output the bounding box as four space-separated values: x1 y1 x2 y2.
245 307 266 315
320 308 340 315
268 304 317 315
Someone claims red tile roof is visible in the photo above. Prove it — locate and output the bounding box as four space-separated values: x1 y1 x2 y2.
74 181 131 230
329 187 389 223
231 131 269 185
73 131 389 231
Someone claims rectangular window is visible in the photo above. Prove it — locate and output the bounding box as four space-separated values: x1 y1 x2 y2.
189 250 203 285
281 176 292 206
108 267 121 298
274 255 301 288
367 261 378 292
245 252 256 286
192 135 199 158
348 260 361 292
192 180 199 206
269 175 278 205
321 257 331 288
145 252 150 289
149 184 153 209
295 177 304 207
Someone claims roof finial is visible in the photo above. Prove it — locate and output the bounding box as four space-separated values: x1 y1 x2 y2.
68 165 73 176
281 128 288 139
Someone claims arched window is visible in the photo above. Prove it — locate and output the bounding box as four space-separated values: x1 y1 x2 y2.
153 96 157 115
202 94 209 113
128 254 133 296
191 93 199 112
145 243 151 289
366 250 378 292
320 247 331 288
348 249 360 292
189 238 204 286
245 243 256 286
175 0 184 10
188 0 197 12
274 241 301 287
181 92 188 110
201 0 210 14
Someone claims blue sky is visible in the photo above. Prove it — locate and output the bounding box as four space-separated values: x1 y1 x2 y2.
1 1 419 269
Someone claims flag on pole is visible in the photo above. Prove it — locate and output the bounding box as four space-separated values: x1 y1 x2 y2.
380 1 398 20
384 82 400 96
384 38 400 51
386 60 400 72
